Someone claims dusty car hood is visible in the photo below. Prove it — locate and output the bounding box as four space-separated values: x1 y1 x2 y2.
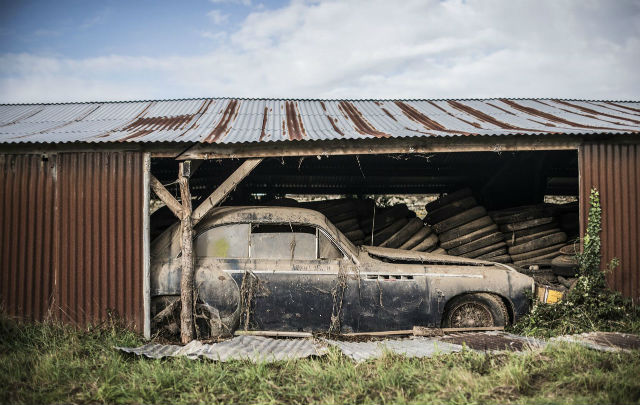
361 245 496 266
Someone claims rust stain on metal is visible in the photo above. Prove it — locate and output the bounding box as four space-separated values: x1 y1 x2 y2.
440 332 531 351
579 144 640 302
319 101 327 112
338 101 389 138
393 101 452 132
120 114 194 141
285 101 306 141
446 100 533 131
427 101 481 128
603 102 640 115
12 105 102 139
551 100 640 125
0 107 45 128
204 99 241 143
500 99 620 130
381 108 397 122
95 101 156 139
486 102 517 116
259 107 269 141
327 116 344 136
0 152 144 331
177 99 214 138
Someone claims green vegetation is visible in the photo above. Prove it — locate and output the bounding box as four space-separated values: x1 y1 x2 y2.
512 189 640 337
1 315 639 404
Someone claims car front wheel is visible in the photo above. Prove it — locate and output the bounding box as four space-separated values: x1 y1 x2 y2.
442 293 508 328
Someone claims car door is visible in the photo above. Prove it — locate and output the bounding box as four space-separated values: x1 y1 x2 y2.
244 223 352 332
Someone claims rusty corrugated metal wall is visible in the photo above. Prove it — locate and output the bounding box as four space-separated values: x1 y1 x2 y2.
0 152 144 331
579 143 640 302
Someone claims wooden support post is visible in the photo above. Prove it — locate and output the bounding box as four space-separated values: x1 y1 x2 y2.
149 175 183 220
179 161 195 343
192 158 263 226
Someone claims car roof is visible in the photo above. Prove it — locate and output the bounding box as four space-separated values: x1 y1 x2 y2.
200 206 336 229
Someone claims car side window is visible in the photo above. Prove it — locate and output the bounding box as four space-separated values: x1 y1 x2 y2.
318 232 343 260
250 224 316 259
195 223 249 258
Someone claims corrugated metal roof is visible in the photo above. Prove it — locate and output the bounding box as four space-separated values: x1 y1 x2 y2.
1 98 639 144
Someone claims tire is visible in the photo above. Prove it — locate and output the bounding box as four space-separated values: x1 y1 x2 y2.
440 224 498 250
430 247 447 255
398 226 432 250
361 204 410 234
327 211 360 225
559 243 579 256
502 222 558 239
442 293 508 328
439 216 495 243
475 247 508 260
447 232 505 256
425 188 473 212
433 206 487 234
489 204 549 225
504 228 558 247
380 218 424 249
508 232 567 255
411 233 439 252
513 250 562 267
510 243 565 262
461 241 507 259
499 217 554 232
487 254 512 264
551 255 579 277
372 217 409 245
425 196 477 225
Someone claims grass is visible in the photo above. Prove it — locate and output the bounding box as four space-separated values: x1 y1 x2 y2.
1 316 640 404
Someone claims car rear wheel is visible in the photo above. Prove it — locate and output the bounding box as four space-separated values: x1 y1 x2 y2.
442 293 508 328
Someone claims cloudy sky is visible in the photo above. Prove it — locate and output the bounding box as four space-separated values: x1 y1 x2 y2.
0 0 638 103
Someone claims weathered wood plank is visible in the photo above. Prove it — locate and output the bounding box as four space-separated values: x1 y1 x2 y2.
149 175 183 220
179 161 195 343
191 158 262 225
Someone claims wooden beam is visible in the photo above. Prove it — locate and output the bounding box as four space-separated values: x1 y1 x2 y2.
149 175 183 220
179 161 195 343
191 158 263 225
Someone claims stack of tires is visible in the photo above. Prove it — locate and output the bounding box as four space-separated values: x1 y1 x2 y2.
490 204 567 268
424 189 510 263
359 204 443 253
299 198 374 246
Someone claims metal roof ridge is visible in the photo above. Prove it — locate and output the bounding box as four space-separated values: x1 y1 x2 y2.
2 96 640 107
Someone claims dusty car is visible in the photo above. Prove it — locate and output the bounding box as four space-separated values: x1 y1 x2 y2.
151 206 534 336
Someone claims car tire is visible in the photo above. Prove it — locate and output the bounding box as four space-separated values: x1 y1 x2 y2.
398 226 432 250
475 247 508 260
425 188 473 212
438 216 495 243
425 196 477 225
487 254 512 264
460 241 507 259
361 204 410 234
411 233 439 252
430 247 447 255
489 204 549 225
551 255 579 277
559 243 579 256
334 218 360 233
433 206 487 234
447 232 505 256
442 293 508 328
502 222 559 239
440 224 498 250
499 217 555 232
504 228 558 247
380 218 424 248
508 232 567 255
372 217 409 245
512 250 562 267
509 243 565 262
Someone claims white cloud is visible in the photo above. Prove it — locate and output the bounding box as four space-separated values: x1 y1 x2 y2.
210 0 252 6
207 9 230 25
1 0 639 103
